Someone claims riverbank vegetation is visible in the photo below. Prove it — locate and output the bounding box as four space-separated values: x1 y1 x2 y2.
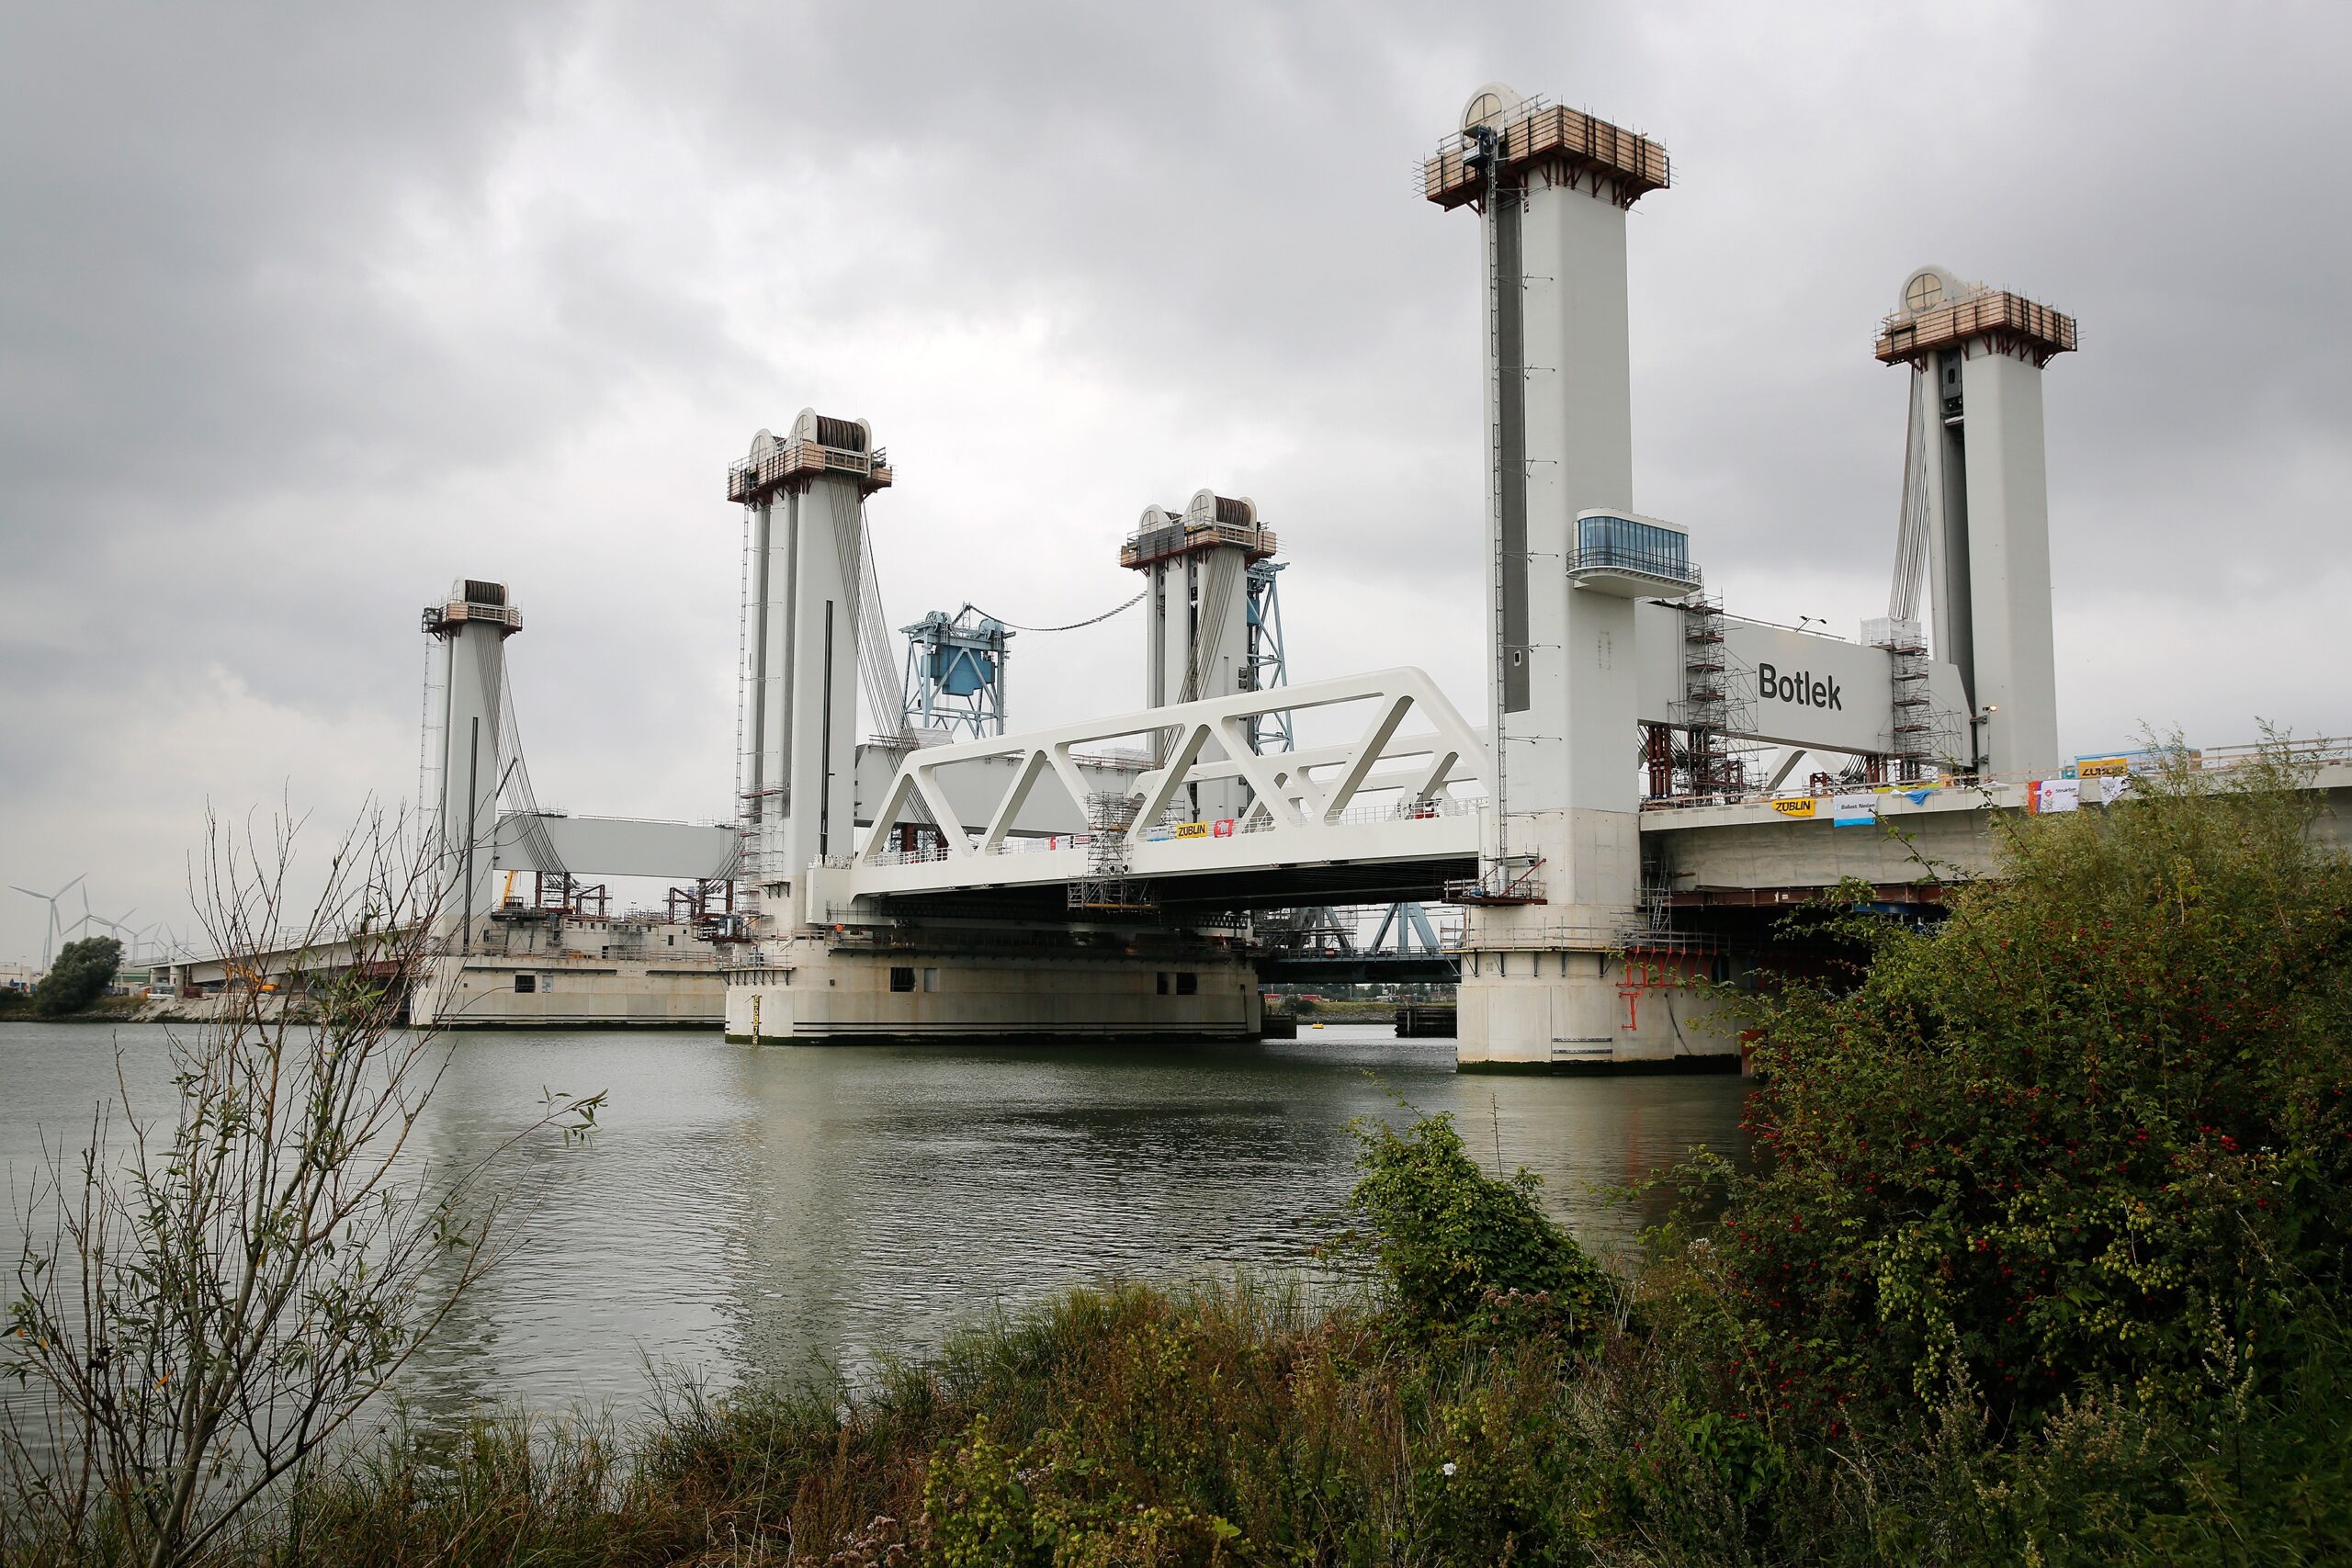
8 750 2349 1563
0 936 122 1019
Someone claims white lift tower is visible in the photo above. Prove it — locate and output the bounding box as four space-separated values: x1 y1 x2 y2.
1875 269 2075 779
1123 490 1279 824
729 411 892 911
421 580 522 952
1423 86 1696 1067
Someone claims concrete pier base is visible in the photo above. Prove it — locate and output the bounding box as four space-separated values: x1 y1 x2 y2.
1453 947 1733 1072
410 953 726 1028
724 934 1261 1045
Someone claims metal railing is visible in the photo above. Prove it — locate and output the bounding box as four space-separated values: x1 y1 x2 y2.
1119 520 1278 570
1875 289 2077 367
1638 736 2352 815
421 600 524 634
1421 98 1671 211
726 440 893 502
853 796 1486 867
1566 541 1701 588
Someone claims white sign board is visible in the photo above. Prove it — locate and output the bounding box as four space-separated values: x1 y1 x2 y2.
1632 604 1969 759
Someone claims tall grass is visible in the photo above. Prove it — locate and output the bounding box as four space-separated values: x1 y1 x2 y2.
12 1231 2349 1563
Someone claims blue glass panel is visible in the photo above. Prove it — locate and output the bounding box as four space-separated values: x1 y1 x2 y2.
1575 515 1688 579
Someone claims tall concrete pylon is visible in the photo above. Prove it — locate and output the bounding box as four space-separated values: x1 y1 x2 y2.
729 411 892 919
1424 85 1705 1070
1123 489 1277 823
1876 269 2075 778
421 580 522 952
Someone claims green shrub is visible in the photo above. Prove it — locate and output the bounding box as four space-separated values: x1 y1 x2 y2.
30 935 119 1016
1338 1110 1615 1349
1720 744 2352 1430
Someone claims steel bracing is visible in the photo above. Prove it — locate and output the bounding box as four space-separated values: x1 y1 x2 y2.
843 669 1488 903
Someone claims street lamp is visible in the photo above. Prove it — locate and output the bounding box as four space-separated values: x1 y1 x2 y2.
1969 704 2000 776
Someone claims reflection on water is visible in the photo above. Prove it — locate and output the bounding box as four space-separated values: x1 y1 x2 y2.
1 1022 1747 1420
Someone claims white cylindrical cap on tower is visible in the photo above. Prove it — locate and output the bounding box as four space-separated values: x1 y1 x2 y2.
1894 266 1980 317
1184 490 1255 527
788 408 875 452
1461 83 1526 131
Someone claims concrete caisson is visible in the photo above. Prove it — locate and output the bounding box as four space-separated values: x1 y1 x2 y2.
722 938 1259 1045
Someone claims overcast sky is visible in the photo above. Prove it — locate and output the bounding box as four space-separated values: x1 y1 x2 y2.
5 2 2348 964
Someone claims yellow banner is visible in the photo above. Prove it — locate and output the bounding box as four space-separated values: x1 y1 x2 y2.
1172 821 1211 839
2077 756 2131 778
1770 797 1817 819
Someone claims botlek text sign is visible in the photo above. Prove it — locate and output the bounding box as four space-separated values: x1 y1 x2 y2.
1631 604 1970 758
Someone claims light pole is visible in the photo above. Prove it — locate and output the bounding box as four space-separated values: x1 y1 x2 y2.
1969 704 2000 777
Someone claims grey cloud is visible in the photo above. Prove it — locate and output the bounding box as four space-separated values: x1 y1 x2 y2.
4 1 2348 962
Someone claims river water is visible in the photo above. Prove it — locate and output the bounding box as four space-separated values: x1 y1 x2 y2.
0 1021 1747 1421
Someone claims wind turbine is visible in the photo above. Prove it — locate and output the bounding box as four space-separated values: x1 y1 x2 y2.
10 874 87 970
85 907 137 936
125 921 163 965
80 908 141 956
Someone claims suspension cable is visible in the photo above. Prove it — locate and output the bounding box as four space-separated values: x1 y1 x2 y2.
969 590 1147 634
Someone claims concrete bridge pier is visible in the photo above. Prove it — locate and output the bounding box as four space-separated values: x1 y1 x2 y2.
721 931 1259 1045
1454 807 1726 1072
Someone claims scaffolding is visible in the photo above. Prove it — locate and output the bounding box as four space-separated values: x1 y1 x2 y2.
1874 288 2077 370
1422 99 1671 213
1068 793 1155 913
1671 594 1758 799
1865 616 1960 780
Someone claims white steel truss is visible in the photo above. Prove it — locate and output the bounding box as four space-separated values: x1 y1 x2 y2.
844 668 1489 901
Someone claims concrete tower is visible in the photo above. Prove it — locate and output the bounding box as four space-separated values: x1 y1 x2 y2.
1876 269 2075 777
1122 489 1277 822
421 579 522 951
1425 85 1704 1069
729 411 892 912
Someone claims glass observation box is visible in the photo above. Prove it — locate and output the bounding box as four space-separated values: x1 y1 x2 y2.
1566 510 1699 596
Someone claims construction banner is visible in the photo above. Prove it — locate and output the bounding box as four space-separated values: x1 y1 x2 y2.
2029 778 2082 815
1172 821 1211 839
1770 797 1816 819
1832 792 1881 827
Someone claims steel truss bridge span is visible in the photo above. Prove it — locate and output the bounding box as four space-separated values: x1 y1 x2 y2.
827 669 1488 914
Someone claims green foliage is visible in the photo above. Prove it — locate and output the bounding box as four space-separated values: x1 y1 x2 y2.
1338 1110 1614 1348
922 1414 1243 1567
30 935 119 1016
1719 742 2352 1430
